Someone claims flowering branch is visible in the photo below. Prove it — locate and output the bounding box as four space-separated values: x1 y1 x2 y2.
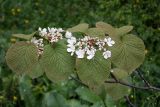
105 71 160 91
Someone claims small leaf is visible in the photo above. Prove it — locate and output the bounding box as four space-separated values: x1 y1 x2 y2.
76 87 101 103
19 75 37 107
96 21 120 43
12 32 36 40
105 78 131 101
111 68 129 80
91 101 105 107
42 91 69 107
68 100 89 107
110 34 145 73
116 26 133 36
85 28 105 38
96 21 116 37
67 23 89 33
76 51 111 91
5 42 38 74
40 40 75 82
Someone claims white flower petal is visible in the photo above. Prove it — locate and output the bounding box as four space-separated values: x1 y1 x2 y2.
76 49 85 58
65 31 72 38
87 54 94 60
103 50 111 59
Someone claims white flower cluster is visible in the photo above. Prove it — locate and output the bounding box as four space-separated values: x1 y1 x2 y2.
31 37 44 55
31 27 115 59
65 31 115 60
38 27 64 43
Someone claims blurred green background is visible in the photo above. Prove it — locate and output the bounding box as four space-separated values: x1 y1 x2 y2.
0 0 160 107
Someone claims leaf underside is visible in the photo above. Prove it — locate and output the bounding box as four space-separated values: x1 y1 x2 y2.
40 40 75 82
76 51 111 91
5 42 38 75
110 34 145 73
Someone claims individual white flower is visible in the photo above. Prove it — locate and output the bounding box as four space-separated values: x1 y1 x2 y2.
67 44 75 56
76 49 85 58
103 50 111 59
39 27 47 37
31 37 38 44
57 28 64 32
104 37 115 46
48 27 57 34
67 37 76 45
86 48 96 59
65 31 72 38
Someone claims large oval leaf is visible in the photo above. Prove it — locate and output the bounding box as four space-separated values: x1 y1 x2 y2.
40 40 75 82
76 51 111 91
6 42 38 74
110 34 145 73
67 23 89 33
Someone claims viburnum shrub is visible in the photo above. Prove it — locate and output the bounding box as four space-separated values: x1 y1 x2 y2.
5 22 145 100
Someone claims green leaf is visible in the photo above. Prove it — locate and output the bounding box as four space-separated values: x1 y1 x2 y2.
111 68 129 80
76 51 111 91
96 21 120 43
75 87 101 103
96 21 116 37
42 91 69 107
91 101 105 107
110 34 145 73
105 94 116 107
5 42 38 74
67 23 89 33
116 26 133 36
68 100 89 107
27 62 44 79
40 40 75 82
105 78 131 101
12 32 36 40
19 75 36 107
85 28 105 38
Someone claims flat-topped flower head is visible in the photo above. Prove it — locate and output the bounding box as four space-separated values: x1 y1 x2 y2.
38 27 115 60
66 33 115 60
39 27 64 43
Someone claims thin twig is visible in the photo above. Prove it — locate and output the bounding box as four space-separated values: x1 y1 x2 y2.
105 78 160 91
124 96 136 107
136 70 151 87
110 72 119 82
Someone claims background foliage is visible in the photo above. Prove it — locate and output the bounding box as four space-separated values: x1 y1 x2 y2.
0 0 160 107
